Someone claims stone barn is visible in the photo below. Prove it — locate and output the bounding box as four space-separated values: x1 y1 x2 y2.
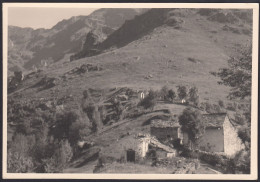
150 120 183 142
183 113 244 157
119 133 178 162
122 134 151 162
150 114 244 157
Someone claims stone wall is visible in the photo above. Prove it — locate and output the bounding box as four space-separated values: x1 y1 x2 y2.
198 128 224 152
223 116 244 156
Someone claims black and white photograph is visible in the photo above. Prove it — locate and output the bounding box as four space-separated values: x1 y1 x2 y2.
2 3 258 180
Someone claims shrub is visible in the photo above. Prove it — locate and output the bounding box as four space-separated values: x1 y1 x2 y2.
238 126 251 144
168 89 176 101
138 89 157 110
234 112 246 125
226 102 237 111
43 139 73 173
200 102 222 113
7 150 34 173
69 116 91 147
233 150 250 174
111 98 124 120
7 134 35 173
199 152 224 167
160 85 169 100
178 108 205 148
218 100 225 107
177 85 187 100
188 86 199 106
51 110 79 140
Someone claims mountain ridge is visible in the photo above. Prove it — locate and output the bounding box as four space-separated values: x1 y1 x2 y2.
8 8 145 73
72 8 252 61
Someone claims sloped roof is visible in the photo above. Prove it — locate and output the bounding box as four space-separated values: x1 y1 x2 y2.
202 113 227 128
151 119 180 128
151 113 228 129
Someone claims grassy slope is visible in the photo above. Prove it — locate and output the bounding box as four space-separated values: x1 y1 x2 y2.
15 10 250 104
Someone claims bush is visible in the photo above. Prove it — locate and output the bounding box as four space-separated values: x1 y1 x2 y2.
177 85 187 100
111 98 124 121
200 102 222 113
7 134 35 173
69 116 91 147
199 152 225 167
43 139 73 173
160 85 169 100
178 108 204 148
7 150 34 173
218 100 225 107
138 89 157 110
234 112 246 125
226 102 237 111
233 150 250 174
168 89 176 101
188 86 199 106
238 126 251 144
51 110 79 140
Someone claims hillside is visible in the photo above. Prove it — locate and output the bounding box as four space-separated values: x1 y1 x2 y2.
27 8 251 103
8 8 144 73
7 8 252 174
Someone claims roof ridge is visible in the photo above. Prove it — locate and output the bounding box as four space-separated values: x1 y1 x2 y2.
202 112 227 116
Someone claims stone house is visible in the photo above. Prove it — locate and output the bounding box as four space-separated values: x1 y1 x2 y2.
122 134 151 162
150 120 183 142
121 133 177 162
150 113 244 157
197 113 244 156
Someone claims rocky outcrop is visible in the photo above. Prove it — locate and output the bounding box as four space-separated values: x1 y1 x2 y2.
70 31 102 61
32 76 58 90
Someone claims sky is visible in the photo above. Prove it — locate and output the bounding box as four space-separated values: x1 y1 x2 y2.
8 7 98 29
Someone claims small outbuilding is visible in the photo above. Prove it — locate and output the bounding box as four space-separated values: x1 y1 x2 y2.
150 120 183 142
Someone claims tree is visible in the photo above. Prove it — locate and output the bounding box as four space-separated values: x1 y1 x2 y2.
112 98 124 120
177 85 187 100
138 89 157 110
168 89 176 101
7 134 34 173
160 85 169 100
43 139 73 173
212 46 252 100
233 149 250 174
52 111 79 140
69 115 91 146
189 86 199 106
178 108 205 149
218 100 225 108
238 125 251 145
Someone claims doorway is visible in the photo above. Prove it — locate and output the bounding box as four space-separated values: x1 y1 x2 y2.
126 149 135 162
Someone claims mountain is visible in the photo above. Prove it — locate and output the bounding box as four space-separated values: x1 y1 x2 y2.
73 8 252 60
8 8 145 72
9 8 252 106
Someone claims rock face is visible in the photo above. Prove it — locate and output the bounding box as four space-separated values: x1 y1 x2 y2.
8 9 144 71
70 31 102 61
71 8 252 61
